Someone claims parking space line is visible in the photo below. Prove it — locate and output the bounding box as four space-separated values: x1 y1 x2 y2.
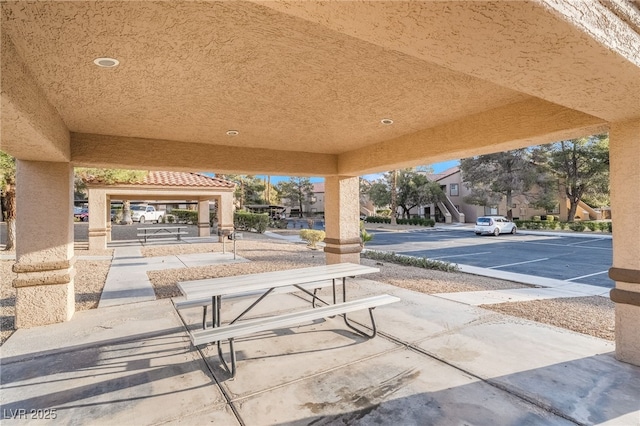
430 251 492 260
567 239 606 246
488 258 549 269
565 270 609 281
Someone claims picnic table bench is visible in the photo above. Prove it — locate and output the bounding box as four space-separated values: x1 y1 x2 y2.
175 263 400 377
136 226 189 242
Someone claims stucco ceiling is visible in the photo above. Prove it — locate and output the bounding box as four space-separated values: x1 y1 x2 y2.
1 1 638 176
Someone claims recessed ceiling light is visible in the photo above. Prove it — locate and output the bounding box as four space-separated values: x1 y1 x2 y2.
226 130 239 136
381 118 394 125
93 57 119 68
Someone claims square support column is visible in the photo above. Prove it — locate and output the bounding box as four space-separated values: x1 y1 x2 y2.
217 192 234 242
197 199 211 237
106 195 112 243
324 176 361 264
13 161 75 328
608 118 640 366
88 188 108 250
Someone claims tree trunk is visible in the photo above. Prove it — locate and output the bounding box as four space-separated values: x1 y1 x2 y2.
567 199 579 222
390 170 398 225
3 184 16 250
121 200 133 225
505 190 513 220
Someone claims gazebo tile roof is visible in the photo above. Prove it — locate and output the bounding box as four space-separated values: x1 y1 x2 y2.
138 171 235 188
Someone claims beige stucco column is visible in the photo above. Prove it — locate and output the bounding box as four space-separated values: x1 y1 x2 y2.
106 195 112 242
323 176 361 264
88 188 108 250
13 161 75 328
609 118 640 366
197 199 211 237
218 192 234 242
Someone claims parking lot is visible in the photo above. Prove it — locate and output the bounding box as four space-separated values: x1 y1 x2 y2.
366 228 614 288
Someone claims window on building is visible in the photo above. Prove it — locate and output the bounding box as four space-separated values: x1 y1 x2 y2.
450 183 459 196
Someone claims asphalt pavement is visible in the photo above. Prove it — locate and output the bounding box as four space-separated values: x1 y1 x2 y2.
365 227 614 288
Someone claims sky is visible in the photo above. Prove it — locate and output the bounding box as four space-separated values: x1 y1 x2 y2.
257 160 460 184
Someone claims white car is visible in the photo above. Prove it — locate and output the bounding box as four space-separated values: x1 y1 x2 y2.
474 216 517 236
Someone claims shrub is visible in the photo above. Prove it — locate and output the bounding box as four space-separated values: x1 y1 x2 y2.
171 208 198 224
568 222 586 232
360 221 373 246
558 222 567 230
546 215 555 222
585 222 598 231
166 215 175 223
532 215 541 221
234 211 269 233
541 219 556 229
598 222 612 232
361 250 459 272
299 229 326 249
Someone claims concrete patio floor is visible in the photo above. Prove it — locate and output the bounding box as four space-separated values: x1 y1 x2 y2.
2 276 639 425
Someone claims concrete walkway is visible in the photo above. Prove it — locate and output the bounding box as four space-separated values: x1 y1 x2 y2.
99 240 249 308
2 279 638 425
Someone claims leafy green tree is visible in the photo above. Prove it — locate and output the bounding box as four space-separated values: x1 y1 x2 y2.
536 134 609 221
366 169 443 219
75 168 148 224
0 151 16 250
367 180 391 208
276 177 314 217
219 175 266 208
460 149 549 220
396 170 443 219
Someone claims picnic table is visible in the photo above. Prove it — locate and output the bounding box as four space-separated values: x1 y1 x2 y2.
175 263 400 377
136 226 189 243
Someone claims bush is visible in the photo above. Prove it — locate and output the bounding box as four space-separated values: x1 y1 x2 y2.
598 222 612 232
558 222 567 230
568 222 586 232
360 221 373 246
167 215 175 223
299 229 326 249
171 208 198 224
234 211 269 233
585 222 598 231
539 221 554 230
365 216 391 224
361 250 459 272
546 215 555 222
532 215 541 221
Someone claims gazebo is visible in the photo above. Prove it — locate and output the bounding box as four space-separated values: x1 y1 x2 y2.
1 2 639 366
83 171 235 250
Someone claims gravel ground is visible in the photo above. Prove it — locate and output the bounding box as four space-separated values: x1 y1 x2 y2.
1 253 111 345
1 231 615 345
482 297 615 340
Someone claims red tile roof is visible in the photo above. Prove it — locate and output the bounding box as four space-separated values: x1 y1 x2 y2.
139 171 235 188
85 171 235 188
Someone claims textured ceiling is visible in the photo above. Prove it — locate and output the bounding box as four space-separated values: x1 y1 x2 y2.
1 1 638 174
1 1 528 154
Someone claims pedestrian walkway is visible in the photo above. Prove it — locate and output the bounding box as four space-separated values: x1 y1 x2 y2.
99 243 248 308
437 264 611 305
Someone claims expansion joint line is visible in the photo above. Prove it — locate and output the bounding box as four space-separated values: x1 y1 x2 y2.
174 308 246 426
397 338 585 426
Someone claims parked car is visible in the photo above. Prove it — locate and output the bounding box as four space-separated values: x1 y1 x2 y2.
474 216 516 236
130 204 165 224
74 207 89 222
